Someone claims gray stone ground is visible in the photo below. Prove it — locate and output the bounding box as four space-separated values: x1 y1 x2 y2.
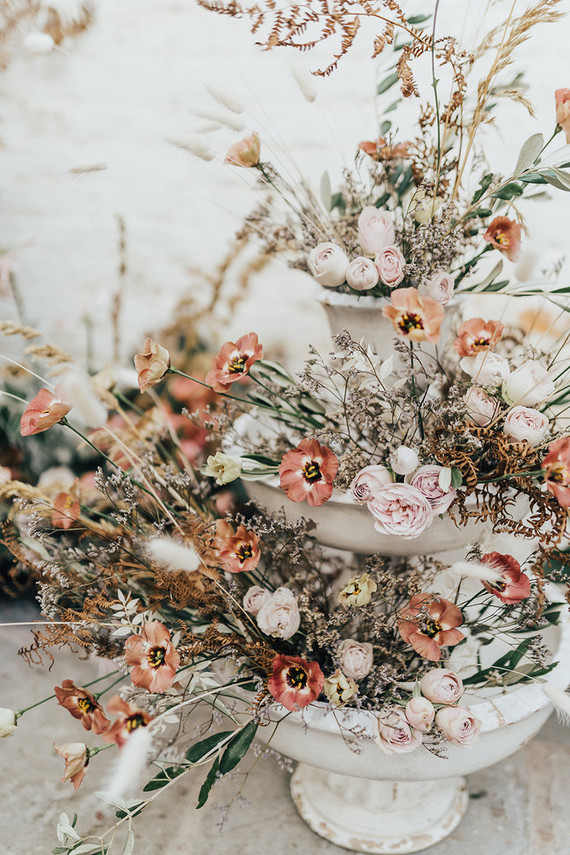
2 598 569 855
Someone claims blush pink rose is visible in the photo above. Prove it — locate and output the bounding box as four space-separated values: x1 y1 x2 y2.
405 697 435 732
420 669 464 704
243 585 271 616
350 464 393 503
465 386 499 427
555 89 570 142
503 406 549 447
367 484 433 539
309 242 349 288
374 246 406 288
346 256 380 291
376 707 422 754
256 587 300 640
417 271 454 304
435 706 481 747
358 206 395 256
337 639 374 680
406 465 457 514
460 352 510 388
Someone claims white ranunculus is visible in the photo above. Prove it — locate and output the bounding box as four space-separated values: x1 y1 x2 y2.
346 256 380 291
503 406 549 446
357 207 395 256
309 242 350 288
502 360 555 407
243 585 271 616
417 271 454 304
460 352 510 388
390 446 419 475
0 708 17 737
256 587 300 639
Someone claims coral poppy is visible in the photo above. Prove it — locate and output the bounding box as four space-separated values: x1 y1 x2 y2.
542 436 570 507
205 333 264 393
454 317 505 357
20 386 71 437
103 696 153 749
359 137 410 161
54 679 111 734
483 216 522 261
399 594 465 661
481 552 531 604
279 438 338 506
134 338 171 393
268 654 324 712
54 742 88 790
124 621 180 694
215 519 260 573
225 132 261 167
52 491 81 530
382 287 444 343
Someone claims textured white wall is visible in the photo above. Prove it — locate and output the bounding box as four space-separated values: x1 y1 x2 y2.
0 0 568 371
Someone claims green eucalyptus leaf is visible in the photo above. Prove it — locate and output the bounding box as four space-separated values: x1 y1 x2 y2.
377 73 399 95
196 757 220 809
219 721 258 774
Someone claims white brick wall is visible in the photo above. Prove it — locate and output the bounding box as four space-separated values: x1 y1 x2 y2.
0 0 568 370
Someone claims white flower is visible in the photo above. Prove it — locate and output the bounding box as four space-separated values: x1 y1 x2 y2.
345 257 379 291
503 406 549 446
203 452 242 485
308 242 349 288
243 585 271 616
502 360 555 407
435 706 481 747
323 669 358 707
460 352 510 388
0 708 16 737
390 446 419 475
465 387 499 426
256 587 300 639
337 639 374 680
358 207 395 256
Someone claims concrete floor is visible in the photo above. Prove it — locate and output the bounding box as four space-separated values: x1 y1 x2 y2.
1 598 569 855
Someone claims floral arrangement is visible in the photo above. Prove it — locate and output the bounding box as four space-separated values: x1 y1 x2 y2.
1 3 570 854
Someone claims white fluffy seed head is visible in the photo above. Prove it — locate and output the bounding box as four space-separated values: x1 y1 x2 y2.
104 726 153 803
288 57 317 103
192 106 245 132
167 135 215 161
60 368 108 428
447 561 503 583
204 82 244 114
542 684 570 725
148 537 201 573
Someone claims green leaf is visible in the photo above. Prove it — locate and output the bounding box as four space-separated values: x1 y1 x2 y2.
380 120 392 135
320 171 332 211
142 766 185 792
330 192 346 213
514 132 544 174
196 757 220 809
491 182 523 200
471 173 493 204
377 73 399 95
374 192 390 208
186 730 233 764
240 453 280 466
115 801 146 820
451 467 463 488
407 13 431 23
384 99 400 115
219 721 258 774
519 172 548 184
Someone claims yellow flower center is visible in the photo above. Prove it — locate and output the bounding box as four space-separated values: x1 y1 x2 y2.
421 618 443 638
235 543 253 563
77 697 95 715
126 713 147 732
286 666 308 690
303 460 322 483
548 463 569 484
398 312 424 334
147 646 166 669
227 355 246 374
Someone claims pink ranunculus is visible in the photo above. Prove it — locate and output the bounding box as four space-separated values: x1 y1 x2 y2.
358 206 395 256
376 707 423 755
417 270 454 304
346 256 380 291
367 483 434 539
460 351 510 388
435 706 481 748
374 245 406 288
243 585 271 616
555 89 570 142
502 361 555 408
383 288 444 343
542 437 570 507
399 594 465 661
350 464 393 503
337 639 374 680
465 386 499 427
481 552 531 604
225 132 260 167
279 438 338 506
20 386 71 437
454 318 505 357
309 242 349 288
503 406 549 447
420 669 464 704
406 465 457 514
405 697 435 732
256 587 300 640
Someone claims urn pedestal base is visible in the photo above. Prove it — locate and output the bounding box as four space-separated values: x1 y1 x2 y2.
290 764 468 854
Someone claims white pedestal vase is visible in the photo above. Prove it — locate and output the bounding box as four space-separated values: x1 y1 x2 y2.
255 607 570 853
